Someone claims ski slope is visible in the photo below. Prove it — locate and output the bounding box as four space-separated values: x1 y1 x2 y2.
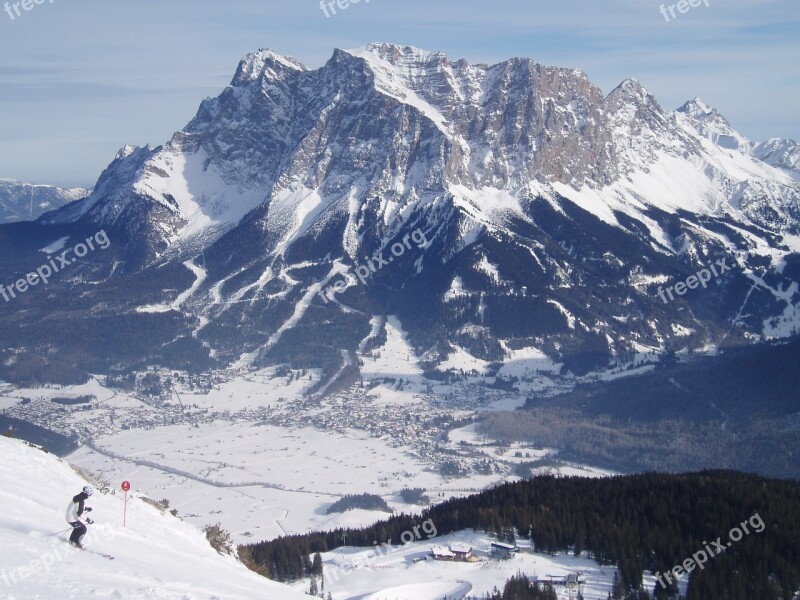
295 529 617 600
0 436 307 599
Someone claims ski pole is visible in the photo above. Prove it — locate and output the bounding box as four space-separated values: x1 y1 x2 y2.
47 527 75 537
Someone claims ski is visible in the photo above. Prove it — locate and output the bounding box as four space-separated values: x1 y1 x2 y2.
84 549 115 560
66 540 115 559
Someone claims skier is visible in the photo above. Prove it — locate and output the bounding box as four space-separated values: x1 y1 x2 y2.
65 485 94 549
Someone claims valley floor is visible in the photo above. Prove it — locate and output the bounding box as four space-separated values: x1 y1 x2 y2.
0 319 620 597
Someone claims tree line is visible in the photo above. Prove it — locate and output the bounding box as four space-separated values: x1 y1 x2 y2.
241 471 800 599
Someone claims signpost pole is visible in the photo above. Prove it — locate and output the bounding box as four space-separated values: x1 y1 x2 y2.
121 480 131 527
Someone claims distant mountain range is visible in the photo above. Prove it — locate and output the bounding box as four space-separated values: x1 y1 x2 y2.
1 43 800 385
0 180 88 224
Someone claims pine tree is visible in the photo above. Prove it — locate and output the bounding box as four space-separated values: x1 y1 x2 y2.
612 571 625 600
311 552 323 577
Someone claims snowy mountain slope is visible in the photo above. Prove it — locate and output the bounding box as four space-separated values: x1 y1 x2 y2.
0 436 309 599
677 99 800 179
753 137 800 177
676 97 753 153
29 44 800 251
0 179 88 224
2 43 800 387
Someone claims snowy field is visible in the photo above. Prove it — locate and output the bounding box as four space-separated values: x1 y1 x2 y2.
445 424 616 478
67 421 526 544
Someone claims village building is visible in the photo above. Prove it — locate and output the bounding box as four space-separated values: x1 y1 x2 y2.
430 543 475 562
490 541 519 559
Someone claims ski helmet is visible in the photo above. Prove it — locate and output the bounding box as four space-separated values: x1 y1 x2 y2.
83 485 93 496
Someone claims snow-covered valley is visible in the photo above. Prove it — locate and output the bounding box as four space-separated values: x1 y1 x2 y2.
0 435 622 599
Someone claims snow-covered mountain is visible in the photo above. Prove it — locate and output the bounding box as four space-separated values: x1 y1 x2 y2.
0 179 88 224
752 137 800 176
0 435 308 599
676 98 800 177
2 43 800 385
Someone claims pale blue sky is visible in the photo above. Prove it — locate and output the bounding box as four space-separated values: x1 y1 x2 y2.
0 0 798 187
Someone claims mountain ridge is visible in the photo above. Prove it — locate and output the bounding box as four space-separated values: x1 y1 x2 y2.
2 43 800 386
0 179 89 224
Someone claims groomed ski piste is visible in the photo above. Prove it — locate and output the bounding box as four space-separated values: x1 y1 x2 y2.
0 435 309 599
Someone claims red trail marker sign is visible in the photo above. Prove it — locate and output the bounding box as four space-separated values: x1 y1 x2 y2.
121 481 131 526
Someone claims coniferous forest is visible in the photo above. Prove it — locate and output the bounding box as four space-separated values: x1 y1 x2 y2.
473 574 559 600
242 471 800 600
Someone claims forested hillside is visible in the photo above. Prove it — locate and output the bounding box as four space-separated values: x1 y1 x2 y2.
243 471 800 600
481 337 800 478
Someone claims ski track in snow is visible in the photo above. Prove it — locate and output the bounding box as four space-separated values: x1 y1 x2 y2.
135 260 207 314
171 260 207 310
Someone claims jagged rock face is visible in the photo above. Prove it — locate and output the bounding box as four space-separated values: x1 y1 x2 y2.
188 45 615 206
37 44 800 257
1 44 800 383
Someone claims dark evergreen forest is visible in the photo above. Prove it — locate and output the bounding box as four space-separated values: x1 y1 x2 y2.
242 471 800 600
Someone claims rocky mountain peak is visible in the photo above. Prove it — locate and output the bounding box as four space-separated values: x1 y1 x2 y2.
231 48 306 86
677 97 751 151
